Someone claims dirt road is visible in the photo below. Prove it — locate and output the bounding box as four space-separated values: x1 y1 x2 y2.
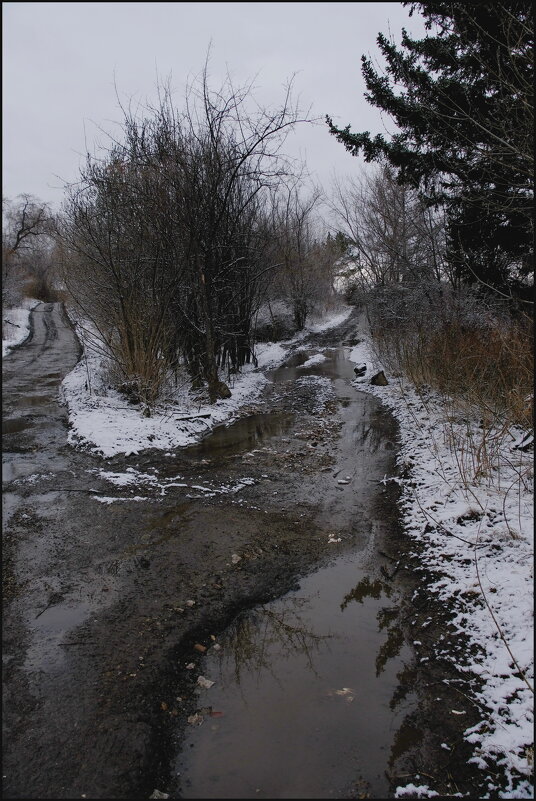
2 303 483 798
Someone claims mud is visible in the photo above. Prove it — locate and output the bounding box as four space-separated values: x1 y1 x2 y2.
2 303 488 799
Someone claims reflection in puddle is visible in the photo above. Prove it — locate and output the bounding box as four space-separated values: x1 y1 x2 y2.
268 347 358 384
176 557 415 799
13 394 54 407
220 602 332 688
342 577 405 678
341 576 386 608
2 418 32 435
25 599 92 674
186 412 295 458
174 343 411 798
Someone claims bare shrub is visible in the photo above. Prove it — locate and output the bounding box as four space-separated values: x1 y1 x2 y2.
3 195 54 306
58 68 307 406
367 283 533 432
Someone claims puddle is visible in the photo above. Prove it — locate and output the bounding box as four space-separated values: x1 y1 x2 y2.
13 394 54 407
2 418 32 435
267 347 358 383
175 555 415 798
174 344 411 798
25 599 92 675
186 412 295 459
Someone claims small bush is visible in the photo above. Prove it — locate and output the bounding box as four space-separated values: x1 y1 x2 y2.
367 283 533 431
23 275 60 303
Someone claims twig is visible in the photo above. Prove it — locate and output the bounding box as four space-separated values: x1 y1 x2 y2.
413 492 485 548
473 527 534 695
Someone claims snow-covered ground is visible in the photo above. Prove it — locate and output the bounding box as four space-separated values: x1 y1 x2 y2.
349 339 534 799
59 305 353 457
2 299 39 357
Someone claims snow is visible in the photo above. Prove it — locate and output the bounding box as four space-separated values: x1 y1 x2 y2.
255 341 289 368
91 466 257 502
59 307 351 457
298 353 327 368
2 299 39 357
296 306 353 336
60 341 270 458
349 335 534 798
395 785 441 798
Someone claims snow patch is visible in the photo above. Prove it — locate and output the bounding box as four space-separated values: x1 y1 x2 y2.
60 307 352 457
2 299 39 356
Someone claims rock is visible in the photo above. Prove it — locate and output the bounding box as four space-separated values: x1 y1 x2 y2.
353 363 367 377
197 675 215 689
216 380 232 399
370 370 388 386
149 790 169 799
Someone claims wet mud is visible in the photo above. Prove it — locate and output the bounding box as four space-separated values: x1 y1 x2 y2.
2 303 487 799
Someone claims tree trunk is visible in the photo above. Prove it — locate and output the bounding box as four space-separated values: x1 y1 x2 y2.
197 259 231 402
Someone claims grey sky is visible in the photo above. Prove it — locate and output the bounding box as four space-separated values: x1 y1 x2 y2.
3 2 424 209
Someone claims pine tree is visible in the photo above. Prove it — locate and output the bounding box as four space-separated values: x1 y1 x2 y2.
327 1 533 294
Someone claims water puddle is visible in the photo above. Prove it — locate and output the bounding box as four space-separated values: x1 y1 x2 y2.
185 412 295 459
13 394 54 407
25 599 92 674
267 346 358 383
175 555 415 798
174 344 411 798
2 418 32 435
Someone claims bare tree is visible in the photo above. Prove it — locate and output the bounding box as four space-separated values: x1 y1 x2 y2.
267 183 336 330
2 194 52 305
329 164 448 293
58 67 308 405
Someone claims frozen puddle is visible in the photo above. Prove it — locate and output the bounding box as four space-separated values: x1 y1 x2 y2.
175 554 415 798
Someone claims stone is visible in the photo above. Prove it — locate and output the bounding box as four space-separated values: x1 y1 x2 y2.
370 370 388 386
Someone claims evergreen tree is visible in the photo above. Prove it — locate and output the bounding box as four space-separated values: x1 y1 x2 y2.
327 1 533 294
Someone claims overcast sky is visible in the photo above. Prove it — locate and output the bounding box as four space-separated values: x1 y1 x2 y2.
3 2 425 209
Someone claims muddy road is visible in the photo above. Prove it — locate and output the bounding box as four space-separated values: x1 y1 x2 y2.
3 303 482 799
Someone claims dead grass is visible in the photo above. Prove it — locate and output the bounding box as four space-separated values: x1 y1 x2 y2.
368 285 533 493
376 312 533 432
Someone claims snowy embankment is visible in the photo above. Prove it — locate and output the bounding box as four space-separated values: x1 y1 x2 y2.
349 338 534 799
59 306 352 458
2 299 39 357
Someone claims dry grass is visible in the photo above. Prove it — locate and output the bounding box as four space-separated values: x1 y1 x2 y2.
368 284 533 491
372 299 533 432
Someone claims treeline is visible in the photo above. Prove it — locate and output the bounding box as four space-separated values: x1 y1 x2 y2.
328 0 533 299
327 1 533 431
